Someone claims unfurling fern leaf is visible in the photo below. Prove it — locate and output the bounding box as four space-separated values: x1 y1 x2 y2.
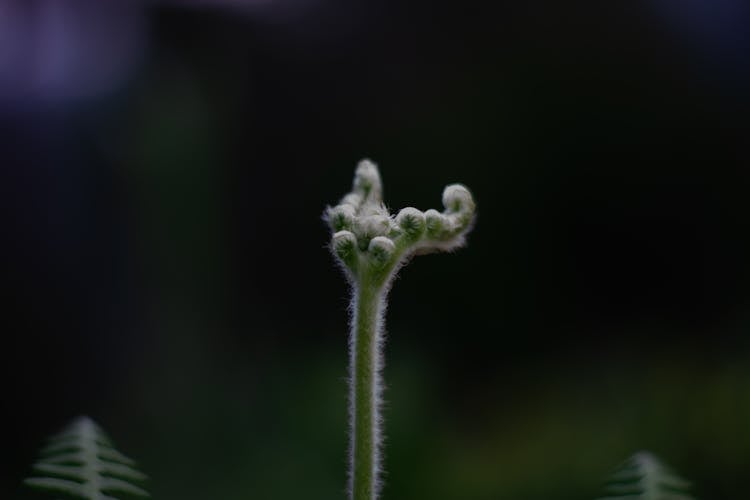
25 416 148 499
599 451 694 500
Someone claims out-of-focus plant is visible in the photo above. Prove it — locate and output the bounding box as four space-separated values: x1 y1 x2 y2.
25 416 148 499
324 159 476 500
599 451 695 500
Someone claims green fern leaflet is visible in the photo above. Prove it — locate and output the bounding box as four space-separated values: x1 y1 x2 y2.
25 416 148 499
599 451 694 500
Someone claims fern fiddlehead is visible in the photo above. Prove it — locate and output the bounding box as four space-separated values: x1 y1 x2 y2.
25 416 148 499
326 159 476 500
599 451 694 500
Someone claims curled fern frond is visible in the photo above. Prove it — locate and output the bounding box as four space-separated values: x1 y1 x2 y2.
326 159 476 287
25 416 148 499
599 451 695 500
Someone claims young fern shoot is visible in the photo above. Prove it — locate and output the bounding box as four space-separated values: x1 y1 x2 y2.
326 159 476 500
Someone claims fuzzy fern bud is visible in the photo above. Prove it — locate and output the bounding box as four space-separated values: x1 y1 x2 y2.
328 204 356 232
395 207 426 239
442 183 473 212
368 236 395 267
442 183 475 228
333 230 358 269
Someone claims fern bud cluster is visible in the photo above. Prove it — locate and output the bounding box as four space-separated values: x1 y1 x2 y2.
326 159 476 285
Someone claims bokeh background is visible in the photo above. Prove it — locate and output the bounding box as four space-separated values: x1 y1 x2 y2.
3 1 750 499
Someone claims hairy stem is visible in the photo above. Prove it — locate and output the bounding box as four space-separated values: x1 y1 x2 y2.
349 278 386 500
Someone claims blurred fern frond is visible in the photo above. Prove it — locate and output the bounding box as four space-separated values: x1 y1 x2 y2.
25 416 148 499
599 451 694 500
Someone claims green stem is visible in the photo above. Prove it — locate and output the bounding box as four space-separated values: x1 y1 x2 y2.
350 278 386 500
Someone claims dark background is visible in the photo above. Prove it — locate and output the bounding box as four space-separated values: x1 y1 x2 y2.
2 1 750 499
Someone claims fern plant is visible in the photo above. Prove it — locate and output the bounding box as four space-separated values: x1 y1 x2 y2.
325 159 476 500
25 416 148 499
599 451 695 500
